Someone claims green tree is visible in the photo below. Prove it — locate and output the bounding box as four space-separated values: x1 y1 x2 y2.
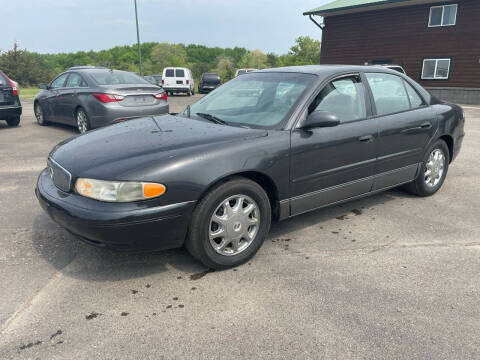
0 42 53 85
238 49 268 69
287 36 321 65
216 56 235 81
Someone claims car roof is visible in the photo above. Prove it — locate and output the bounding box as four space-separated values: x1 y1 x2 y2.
257 64 402 77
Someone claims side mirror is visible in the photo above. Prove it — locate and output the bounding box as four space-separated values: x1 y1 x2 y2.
39 84 48 90
301 110 340 130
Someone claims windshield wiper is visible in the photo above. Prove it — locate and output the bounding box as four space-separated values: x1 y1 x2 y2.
195 112 228 125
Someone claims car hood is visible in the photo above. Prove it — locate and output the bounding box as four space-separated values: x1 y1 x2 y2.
49 115 268 178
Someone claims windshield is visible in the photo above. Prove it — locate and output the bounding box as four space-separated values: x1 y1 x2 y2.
89 70 150 85
187 72 315 129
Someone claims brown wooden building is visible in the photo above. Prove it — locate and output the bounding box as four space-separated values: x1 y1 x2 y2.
304 0 480 104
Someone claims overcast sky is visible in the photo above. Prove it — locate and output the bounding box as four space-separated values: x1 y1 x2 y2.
2 0 329 55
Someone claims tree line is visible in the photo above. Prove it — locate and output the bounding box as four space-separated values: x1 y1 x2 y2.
0 36 320 86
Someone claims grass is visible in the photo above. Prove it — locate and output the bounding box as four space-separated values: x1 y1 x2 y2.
19 87 40 100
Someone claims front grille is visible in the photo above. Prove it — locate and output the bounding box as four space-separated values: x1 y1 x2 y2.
47 158 72 192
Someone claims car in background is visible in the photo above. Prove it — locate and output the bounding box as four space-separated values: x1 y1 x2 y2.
144 75 157 85
380 64 406 75
235 68 258 77
34 66 169 133
198 72 222 94
151 74 163 86
0 71 22 127
162 67 194 96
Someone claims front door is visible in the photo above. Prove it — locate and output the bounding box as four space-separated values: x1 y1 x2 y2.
45 73 69 122
290 74 378 216
364 72 437 190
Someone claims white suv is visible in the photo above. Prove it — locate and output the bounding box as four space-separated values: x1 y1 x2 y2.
162 67 194 96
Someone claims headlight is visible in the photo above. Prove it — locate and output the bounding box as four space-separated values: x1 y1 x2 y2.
75 178 166 202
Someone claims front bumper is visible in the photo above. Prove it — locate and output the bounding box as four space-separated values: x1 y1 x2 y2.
0 105 22 119
35 169 195 250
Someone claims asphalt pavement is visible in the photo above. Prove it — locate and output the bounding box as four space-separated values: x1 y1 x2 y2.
0 96 479 359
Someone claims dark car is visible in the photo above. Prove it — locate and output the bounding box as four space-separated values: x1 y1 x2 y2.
36 65 464 269
0 71 22 127
198 72 222 94
34 66 169 133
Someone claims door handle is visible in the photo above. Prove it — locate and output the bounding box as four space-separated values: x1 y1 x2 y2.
358 135 374 143
420 122 432 129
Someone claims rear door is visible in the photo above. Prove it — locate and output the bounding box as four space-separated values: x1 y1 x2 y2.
364 72 437 190
62 73 89 124
0 72 15 107
163 68 176 88
175 68 186 87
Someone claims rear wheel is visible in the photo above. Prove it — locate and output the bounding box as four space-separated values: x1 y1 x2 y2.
191 88 195 95
404 139 449 196
35 102 47 126
76 108 91 134
6 116 20 127
186 177 271 269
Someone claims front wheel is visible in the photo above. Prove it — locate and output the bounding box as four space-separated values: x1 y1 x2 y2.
404 139 450 196
186 177 271 269
76 108 91 134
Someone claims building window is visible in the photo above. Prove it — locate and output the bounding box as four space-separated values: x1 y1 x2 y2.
422 59 451 80
428 4 457 27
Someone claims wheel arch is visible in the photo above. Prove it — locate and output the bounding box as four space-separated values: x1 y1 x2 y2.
196 171 280 221
438 134 454 163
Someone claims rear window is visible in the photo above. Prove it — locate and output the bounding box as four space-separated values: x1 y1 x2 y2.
176 69 185 77
89 70 149 85
203 74 220 80
0 72 9 86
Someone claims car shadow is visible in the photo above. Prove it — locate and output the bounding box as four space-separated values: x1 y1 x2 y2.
31 187 416 282
31 214 205 283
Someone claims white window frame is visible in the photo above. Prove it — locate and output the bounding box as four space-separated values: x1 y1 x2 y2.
421 58 451 80
428 4 458 27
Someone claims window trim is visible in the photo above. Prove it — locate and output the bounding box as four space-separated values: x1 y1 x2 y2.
296 73 370 128
421 58 451 80
428 4 457 27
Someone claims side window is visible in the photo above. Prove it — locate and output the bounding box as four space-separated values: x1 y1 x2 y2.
309 76 366 122
65 73 87 88
404 81 424 109
366 73 410 116
50 74 68 89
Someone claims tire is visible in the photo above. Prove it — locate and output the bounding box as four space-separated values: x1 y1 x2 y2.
191 88 195 95
34 102 47 126
6 116 20 127
185 177 271 269
187 90 191 96
76 108 91 134
404 139 450 197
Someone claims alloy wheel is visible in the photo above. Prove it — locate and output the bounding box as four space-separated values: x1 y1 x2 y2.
424 148 445 187
209 194 260 256
76 110 88 134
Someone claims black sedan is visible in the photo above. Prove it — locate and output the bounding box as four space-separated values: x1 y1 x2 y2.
34 66 168 134
0 70 22 127
36 65 465 269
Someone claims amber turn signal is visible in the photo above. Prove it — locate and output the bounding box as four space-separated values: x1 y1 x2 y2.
143 183 166 198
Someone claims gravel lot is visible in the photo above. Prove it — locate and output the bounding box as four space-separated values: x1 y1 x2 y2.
1 97 479 360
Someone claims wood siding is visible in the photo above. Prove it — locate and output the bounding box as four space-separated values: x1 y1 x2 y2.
320 0 480 88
